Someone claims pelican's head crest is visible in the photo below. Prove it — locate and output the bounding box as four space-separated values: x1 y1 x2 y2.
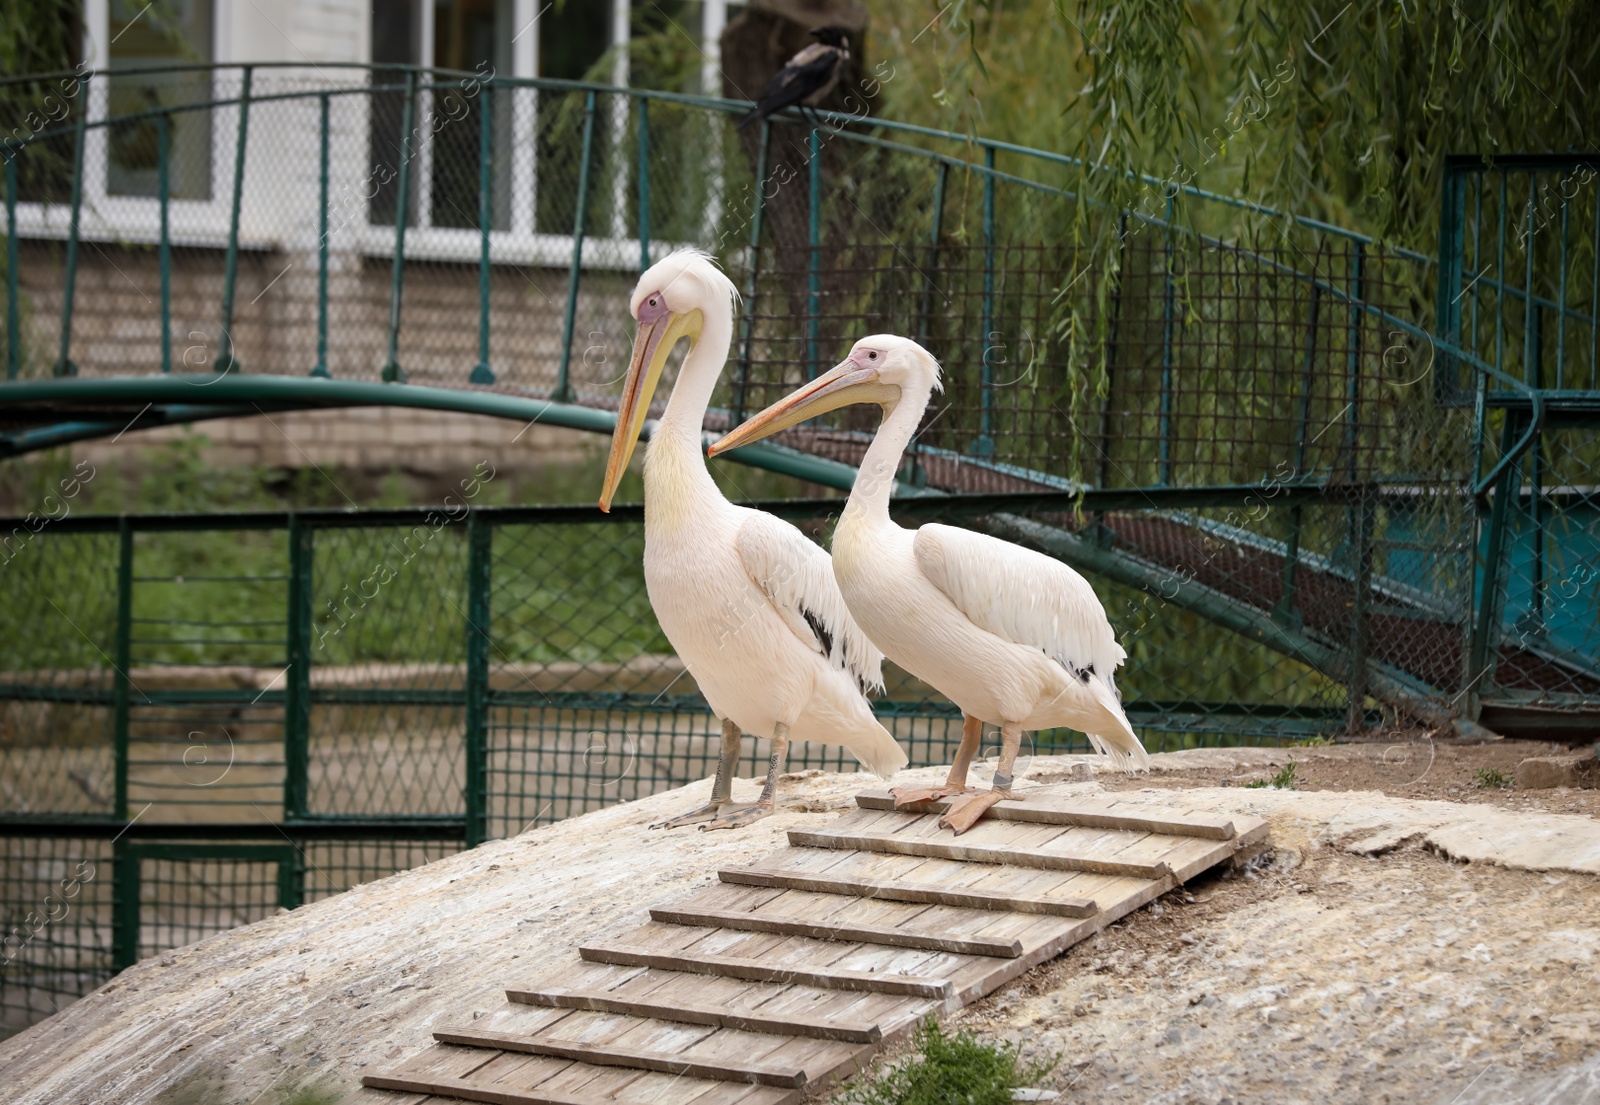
630 249 738 322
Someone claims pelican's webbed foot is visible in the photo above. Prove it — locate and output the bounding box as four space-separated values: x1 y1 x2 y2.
891 783 987 809
938 788 1016 835
701 800 775 831
650 802 729 830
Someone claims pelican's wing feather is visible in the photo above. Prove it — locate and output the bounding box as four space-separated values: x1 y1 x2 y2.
736 511 885 695
912 523 1127 684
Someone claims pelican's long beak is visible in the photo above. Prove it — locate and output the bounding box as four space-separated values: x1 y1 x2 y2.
709 355 898 456
598 305 703 511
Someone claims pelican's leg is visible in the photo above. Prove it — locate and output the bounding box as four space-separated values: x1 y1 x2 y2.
704 723 790 831
650 718 741 829
892 713 988 808
939 721 1025 835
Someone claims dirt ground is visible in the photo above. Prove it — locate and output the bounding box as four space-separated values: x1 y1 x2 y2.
1085 736 1600 818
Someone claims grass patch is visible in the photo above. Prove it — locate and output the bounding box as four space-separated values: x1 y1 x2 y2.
838 1018 1057 1105
1244 761 1298 789
1473 767 1513 790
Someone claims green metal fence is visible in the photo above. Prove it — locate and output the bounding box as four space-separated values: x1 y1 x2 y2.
1 65 1597 1036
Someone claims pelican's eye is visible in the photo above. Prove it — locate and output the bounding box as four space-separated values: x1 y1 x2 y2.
867 350 878 361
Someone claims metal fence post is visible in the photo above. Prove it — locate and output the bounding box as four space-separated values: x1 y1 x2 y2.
313 93 331 378
807 125 822 380
157 113 172 373
1276 282 1321 626
977 144 996 454
1346 489 1375 734
471 84 495 385
464 511 492 846
555 91 598 403
111 843 139 972
55 112 85 377
1157 191 1176 485
733 120 772 425
284 515 313 819
382 71 416 384
113 518 133 821
636 97 650 273
1467 412 1525 703
217 67 252 375
5 146 18 379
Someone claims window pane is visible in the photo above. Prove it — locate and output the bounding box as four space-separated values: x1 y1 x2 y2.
370 0 420 227
535 3 610 235
106 0 213 201
431 0 512 231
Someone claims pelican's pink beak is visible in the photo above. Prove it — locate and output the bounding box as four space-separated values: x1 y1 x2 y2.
709 353 897 456
598 297 703 512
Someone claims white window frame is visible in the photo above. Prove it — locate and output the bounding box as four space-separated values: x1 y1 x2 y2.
357 0 728 269
10 0 251 249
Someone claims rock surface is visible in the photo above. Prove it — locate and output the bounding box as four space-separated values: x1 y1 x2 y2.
1 753 1598 1105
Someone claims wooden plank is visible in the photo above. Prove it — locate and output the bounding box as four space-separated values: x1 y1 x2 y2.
430 1029 808 1089
855 790 1239 839
505 985 882 1044
363 1050 567 1105
579 941 953 999
718 864 1098 918
650 905 1023 958
788 825 1174 879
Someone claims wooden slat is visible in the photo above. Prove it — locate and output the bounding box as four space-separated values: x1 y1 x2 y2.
649 905 1023 958
431 1029 808 1089
855 790 1239 839
505 985 882 1044
579 941 953 998
718 864 1098 918
788 826 1174 879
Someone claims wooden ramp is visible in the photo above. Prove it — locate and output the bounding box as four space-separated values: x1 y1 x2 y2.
363 789 1269 1105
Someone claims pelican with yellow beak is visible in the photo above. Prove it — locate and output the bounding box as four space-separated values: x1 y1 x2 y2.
710 334 1149 834
599 252 906 829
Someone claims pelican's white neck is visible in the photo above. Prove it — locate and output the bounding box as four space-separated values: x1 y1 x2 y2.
643 299 734 526
847 383 931 523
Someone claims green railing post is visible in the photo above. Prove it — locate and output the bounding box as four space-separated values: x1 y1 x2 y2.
908 161 949 488
5 146 18 379
1522 181 1538 389
976 144 996 455
113 518 133 821
635 97 650 273
111 843 139 972
1432 164 1466 402
1157 190 1176 485
55 112 85 377
382 71 416 384
217 67 252 375
312 93 330 378
732 120 772 426
555 91 597 403
1346 490 1375 734
470 84 495 385
157 113 172 373
278 847 304 911
1342 244 1366 482
1094 213 1129 548
284 515 312 819
1275 282 1321 626
464 510 491 847
1467 412 1525 702
806 125 822 380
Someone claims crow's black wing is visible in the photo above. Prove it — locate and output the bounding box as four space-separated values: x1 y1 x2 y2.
736 48 841 129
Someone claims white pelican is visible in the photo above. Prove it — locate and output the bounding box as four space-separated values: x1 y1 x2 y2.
709 334 1149 833
598 252 907 829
